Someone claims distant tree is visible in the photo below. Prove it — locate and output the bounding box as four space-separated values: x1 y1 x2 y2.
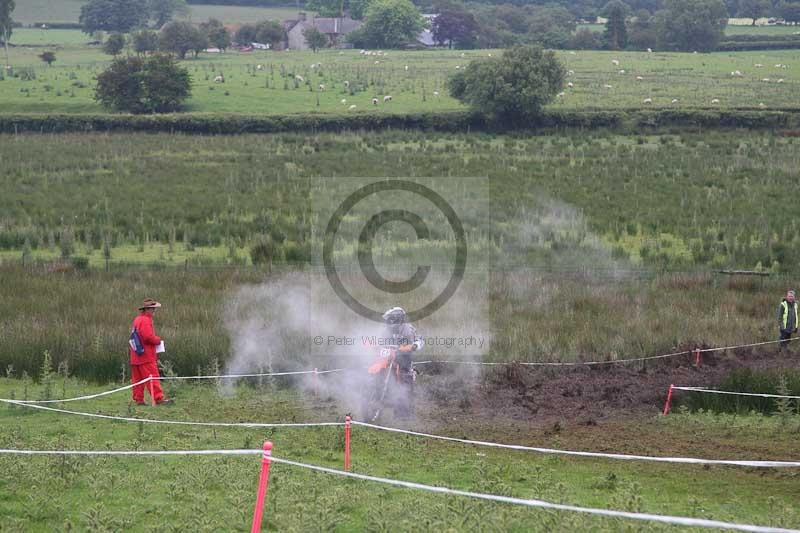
780 2 800 23
349 0 372 20
303 26 328 52
38 50 56 66
0 0 14 68
254 20 285 47
603 0 630 50
350 0 424 48
80 0 148 34
307 0 345 17
570 27 602 49
655 0 728 51
628 9 657 48
103 32 126 56
149 0 188 28
199 18 231 51
737 0 770 24
95 53 191 113
159 20 207 58
234 24 257 45
431 6 479 48
132 29 159 55
448 45 565 124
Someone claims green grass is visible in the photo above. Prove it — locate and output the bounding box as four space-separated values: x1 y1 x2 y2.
9 0 86 24
0 377 798 531
2 30 799 113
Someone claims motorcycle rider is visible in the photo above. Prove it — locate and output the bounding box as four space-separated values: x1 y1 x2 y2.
381 306 422 418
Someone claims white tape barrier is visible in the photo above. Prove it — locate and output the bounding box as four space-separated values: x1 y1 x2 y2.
1 369 345 405
352 421 800 468
158 368 346 381
414 336 800 367
0 448 796 532
674 387 800 400
0 399 342 428
0 448 261 456
268 456 800 533
10 377 151 404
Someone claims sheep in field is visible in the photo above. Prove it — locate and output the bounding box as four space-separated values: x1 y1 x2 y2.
383 95 392 102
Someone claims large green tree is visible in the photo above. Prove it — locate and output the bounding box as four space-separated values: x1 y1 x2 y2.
149 0 188 28
431 4 479 48
737 0 770 25
0 0 14 67
780 2 800 23
103 32 126 56
350 0 424 48
448 45 565 124
655 0 728 51
603 0 629 50
200 18 231 51
132 29 160 55
95 53 191 113
159 20 208 58
79 0 149 34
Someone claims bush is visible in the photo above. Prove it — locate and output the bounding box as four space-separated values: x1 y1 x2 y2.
448 45 565 125
94 54 192 114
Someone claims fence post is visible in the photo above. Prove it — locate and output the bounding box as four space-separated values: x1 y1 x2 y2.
313 368 319 396
251 441 273 533
662 384 674 415
344 415 351 471
693 348 701 368
148 374 156 407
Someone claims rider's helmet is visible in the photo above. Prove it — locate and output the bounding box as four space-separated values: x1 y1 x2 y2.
382 307 407 327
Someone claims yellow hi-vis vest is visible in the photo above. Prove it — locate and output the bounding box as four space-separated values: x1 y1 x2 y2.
781 300 799 330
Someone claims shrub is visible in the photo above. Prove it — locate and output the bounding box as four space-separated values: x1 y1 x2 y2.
94 54 192 113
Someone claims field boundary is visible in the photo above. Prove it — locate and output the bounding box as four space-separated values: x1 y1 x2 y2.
1 109 800 134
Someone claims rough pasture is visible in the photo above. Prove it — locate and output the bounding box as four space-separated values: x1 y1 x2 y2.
2 29 798 114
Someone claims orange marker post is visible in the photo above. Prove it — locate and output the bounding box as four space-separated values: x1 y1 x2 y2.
148 374 156 407
662 384 674 415
251 441 273 533
344 416 351 471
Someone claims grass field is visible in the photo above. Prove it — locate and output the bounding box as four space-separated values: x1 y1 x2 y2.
2 29 799 113
1 377 799 531
8 0 298 24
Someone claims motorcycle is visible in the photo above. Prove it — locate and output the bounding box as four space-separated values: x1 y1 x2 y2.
360 344 415 422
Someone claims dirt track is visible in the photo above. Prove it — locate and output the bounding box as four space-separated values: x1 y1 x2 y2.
416 345 800 431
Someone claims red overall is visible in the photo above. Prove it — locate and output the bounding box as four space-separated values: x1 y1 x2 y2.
130 312 165 404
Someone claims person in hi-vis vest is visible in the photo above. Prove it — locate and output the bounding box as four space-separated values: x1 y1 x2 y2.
778 290 798 352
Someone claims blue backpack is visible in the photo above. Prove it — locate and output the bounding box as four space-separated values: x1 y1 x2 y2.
129 328 145 355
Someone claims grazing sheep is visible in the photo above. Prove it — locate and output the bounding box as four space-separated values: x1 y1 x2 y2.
214 75 224 83
349 104 357 110
460 52 465 57
557 92 565 97
318 84 325 91
567 69 574 76
295 75 304 82
383 95 392 102
778 78 784 83
569 51 576 55
455 65 461 69
488 53 493 57
603 84 613 88
567 82 574 88
759 102 766 108
647 47 653 53
256 64 263 70
643 97 652 104
761 78 770 82
374 60 380 64
755 63 763 67
618 69 625 74
344 80 350 88
635 76 643 81
711 98 719 103
775 64 782 68
372 98 378 105
433 90 440 96
671 98 679 104
404 65 409 71
341 99 347 104
612 59 619 66
359 50 366 54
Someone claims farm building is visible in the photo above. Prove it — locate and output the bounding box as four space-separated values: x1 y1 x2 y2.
284 13 362 49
